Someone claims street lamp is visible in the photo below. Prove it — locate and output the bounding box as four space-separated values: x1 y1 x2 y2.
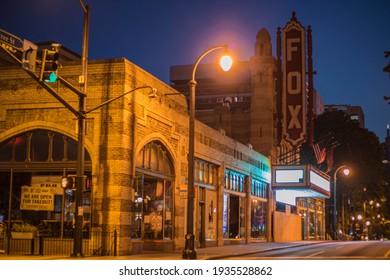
72 0 90 257
333 165 349 240
182 45 232 259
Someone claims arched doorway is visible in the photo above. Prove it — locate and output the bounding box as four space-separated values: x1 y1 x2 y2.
131 140 175 250
0 129 92 235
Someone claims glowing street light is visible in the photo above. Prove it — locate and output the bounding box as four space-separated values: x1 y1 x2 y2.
220 55 233 71
182 45 232 259
333 165 350 240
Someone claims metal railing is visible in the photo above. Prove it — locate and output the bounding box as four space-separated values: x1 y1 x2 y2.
0 229 117 256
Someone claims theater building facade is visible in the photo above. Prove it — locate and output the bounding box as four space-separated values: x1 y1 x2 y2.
0 53 271 255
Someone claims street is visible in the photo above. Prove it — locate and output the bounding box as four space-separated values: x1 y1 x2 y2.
223 241 390 260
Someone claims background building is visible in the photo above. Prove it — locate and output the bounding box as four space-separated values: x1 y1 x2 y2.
324 105 365 128
170 28 276 159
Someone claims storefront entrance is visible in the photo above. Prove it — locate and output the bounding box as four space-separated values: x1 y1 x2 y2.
133 140 175 251
229 195 239 238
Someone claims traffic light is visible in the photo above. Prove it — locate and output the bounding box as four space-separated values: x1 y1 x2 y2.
22 40 37 73
61 175 76 190
39 44 60 83
61 175 90 190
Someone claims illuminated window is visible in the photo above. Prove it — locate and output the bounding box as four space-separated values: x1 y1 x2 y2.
350 115 359 121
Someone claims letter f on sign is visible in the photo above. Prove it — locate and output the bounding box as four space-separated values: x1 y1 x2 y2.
287 38 300 61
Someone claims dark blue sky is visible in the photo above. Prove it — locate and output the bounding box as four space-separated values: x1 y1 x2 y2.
1 0 389 141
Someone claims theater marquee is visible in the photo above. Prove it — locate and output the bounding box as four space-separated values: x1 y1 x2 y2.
272 165 331 205
282 15 307 147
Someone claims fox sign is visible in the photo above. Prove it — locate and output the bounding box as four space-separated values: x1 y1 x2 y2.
282 18 307 147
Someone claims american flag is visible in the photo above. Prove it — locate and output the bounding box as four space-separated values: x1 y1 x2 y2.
312 142 326 164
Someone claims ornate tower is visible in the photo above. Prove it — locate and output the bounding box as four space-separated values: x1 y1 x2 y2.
249 28 277 160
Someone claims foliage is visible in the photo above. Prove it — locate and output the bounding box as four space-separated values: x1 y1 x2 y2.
313 110 385 196
11 222 38 233
307 110 390 237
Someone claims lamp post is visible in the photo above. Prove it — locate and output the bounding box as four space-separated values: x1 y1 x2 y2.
333 165 349 240
72 0 90 257
182 46 232 259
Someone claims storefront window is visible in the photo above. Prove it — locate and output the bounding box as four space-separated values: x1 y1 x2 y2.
163 181 172 239
0 130 92 236
142 179 172 240
134 141 175 241
309 211 315 239
222 194 229 239
251 199 267 239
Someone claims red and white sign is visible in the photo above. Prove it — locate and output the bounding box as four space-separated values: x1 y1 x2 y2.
282 18 307 146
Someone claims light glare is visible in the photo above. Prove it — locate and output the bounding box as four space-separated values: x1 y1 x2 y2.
220 55 232 72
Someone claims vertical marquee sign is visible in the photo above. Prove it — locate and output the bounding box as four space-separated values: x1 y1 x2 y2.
282 13 307 147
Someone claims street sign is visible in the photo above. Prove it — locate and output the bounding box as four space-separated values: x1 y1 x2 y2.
0 28 23 50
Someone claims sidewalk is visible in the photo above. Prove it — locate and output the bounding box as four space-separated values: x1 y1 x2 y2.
0 241 329 260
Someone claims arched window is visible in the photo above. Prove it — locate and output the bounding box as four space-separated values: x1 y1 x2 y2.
0 129 91 163
133 141 175 241
136 141 173 177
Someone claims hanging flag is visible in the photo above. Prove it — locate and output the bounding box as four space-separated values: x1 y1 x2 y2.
312 142 326 164
326 147 335 173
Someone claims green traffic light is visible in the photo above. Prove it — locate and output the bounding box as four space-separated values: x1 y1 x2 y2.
44 72 57 83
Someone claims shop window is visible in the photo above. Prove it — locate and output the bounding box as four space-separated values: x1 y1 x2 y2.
222 194 229 239
134 141 175 240
251 199 267 239
0 130 92 237
137 179 172 240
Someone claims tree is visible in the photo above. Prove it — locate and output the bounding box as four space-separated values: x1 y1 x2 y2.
301 110 389 238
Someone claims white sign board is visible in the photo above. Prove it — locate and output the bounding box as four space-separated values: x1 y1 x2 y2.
20 186 54 211
31 175 63 195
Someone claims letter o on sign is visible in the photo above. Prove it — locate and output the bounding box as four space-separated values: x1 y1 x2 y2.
287 71 301 95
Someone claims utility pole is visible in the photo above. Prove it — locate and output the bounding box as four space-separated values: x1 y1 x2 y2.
73 1 90 258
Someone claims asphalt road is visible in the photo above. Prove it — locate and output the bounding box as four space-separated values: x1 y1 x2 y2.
223 240 390 260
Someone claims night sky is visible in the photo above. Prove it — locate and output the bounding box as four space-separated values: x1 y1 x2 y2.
1 0 389 141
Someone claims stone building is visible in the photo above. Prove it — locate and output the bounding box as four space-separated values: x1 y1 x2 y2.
0 44 271 255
